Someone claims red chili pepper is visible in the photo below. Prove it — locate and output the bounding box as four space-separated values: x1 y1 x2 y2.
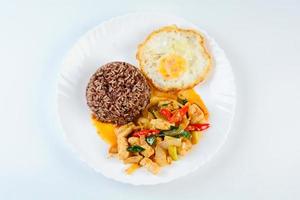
132 129 160 137
168 105 189 123
186 123 210 131
168 111 181 123
160 108 172 120
179 105 189 116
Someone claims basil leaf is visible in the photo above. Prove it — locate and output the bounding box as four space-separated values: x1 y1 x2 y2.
148 106 160 119
127 145 145 152
162 127 183 137
177 97 188 105
181 131 191 139
170 125 179 130
148 109 157 119
146 135 156 145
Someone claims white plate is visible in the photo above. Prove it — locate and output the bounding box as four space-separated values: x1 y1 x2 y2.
57 12 236 185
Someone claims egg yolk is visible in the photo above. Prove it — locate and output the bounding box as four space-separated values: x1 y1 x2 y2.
158 54 187 79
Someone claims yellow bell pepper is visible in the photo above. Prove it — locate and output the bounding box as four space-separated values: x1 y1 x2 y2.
168 145 178 161
191 131 202 144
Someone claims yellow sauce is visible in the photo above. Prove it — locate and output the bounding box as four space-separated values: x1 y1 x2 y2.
178 89 209 119
91 116 117 145
91 87 208 145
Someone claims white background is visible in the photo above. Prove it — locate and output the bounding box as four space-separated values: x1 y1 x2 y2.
1 0 300 199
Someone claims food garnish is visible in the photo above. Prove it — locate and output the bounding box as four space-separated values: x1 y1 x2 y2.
132 129 160 137
186 123 210 131
177 96 188 105
145 135 156 145
127 145 145 153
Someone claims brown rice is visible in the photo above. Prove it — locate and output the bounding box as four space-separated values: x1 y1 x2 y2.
86 62 151 125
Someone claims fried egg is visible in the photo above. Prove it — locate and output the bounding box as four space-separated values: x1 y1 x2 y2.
136 25 212 91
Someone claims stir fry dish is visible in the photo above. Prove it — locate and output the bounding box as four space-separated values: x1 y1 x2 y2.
93 91 210 174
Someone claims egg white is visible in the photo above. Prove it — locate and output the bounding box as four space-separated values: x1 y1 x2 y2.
137 26 211 91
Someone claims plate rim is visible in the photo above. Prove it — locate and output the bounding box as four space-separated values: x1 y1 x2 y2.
56 12 237 185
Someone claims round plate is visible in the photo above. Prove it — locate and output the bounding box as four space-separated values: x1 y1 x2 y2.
57 12 236 185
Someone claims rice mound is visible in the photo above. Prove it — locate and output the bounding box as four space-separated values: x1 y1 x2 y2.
86 62 151 125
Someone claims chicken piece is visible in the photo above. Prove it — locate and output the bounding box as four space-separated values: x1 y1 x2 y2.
159 136 182 149
188 104 205 124
140 158 160 174
158 100 180 110
125 163 140 175
166 156 172 164
115 123 135 137
156 137 163 143
116 123 135 160
180 115 190 130
108 144 118 154
117 137 130 160
178 139 192 156
139 136 154 158
137 117 151 129
150 118 173 130
132 125 142 131
124 155 143 164
154 144 168 166
128 137 140 146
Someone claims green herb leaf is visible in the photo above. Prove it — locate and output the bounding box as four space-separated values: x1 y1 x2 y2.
146 135 156 145
170 126 179 130
148 106 160 119
127 145 145 153
181 131 191 139
177 97 188 105
148 109 157 119
162 127 183 137
161 103 169 107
